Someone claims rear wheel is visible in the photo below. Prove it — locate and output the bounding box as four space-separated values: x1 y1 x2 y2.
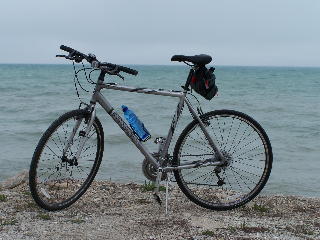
173 110 272 210
29 109 104 211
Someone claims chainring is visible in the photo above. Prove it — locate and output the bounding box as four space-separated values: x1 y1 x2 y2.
142 153 167 181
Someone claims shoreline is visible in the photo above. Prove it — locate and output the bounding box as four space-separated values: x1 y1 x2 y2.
1 171 318 199
0 175 319 239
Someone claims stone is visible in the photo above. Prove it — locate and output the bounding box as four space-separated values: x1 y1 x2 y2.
0 170 28 189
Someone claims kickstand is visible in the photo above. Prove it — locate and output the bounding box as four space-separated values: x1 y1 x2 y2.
165 172 173 216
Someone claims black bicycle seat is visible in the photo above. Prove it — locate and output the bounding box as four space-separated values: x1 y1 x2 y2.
171 54 212 65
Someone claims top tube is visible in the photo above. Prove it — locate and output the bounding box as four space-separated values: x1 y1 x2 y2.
98 83 185 98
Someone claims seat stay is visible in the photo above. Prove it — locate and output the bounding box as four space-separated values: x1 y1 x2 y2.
184 98 226 162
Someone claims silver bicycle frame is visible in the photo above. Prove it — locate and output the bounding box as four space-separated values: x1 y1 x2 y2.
84 79 225 171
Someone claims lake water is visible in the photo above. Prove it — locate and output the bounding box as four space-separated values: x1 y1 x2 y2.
0 64 319 197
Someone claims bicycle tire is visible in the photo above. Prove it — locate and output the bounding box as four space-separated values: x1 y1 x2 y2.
29 109 104 211
173 110 272 210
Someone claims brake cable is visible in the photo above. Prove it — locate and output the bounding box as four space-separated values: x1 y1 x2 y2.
72 61 89 93
72 61 92 109
88 69 100 84
81 62 90 84
71 58 128 109
187 92 204 115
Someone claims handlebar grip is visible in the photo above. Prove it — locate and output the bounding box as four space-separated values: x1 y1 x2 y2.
118 66 138 76
60 45 75 53
101 62 138 76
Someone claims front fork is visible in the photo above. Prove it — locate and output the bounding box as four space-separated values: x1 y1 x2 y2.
62 106 96 161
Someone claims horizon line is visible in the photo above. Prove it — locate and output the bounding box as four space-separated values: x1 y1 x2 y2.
0 63 320 68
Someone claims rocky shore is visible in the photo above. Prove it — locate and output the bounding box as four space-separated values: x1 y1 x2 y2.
0 172 319 240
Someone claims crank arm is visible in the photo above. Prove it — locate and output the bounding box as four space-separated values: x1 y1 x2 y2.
153 167 163 205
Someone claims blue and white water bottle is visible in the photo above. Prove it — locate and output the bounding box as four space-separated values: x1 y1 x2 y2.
122 105 151 142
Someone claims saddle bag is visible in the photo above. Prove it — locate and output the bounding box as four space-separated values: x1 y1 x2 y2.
190 66 218 100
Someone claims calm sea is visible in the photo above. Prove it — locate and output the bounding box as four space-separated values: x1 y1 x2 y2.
0 64 319 197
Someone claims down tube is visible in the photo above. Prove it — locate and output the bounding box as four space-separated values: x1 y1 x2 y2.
94 92 160 168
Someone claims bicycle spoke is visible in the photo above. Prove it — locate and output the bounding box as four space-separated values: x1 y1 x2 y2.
174 110 272 210
30 110 103 210
233 160 264 170
45 145 60 158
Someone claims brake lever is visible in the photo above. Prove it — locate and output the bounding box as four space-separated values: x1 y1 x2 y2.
56 53 83 63
63 51 83 63
74 57 83 63
108 66 120 75
100 66 124 81
116 73 124 81
56 54 76 61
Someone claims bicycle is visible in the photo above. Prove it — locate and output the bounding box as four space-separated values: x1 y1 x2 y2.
29 45 273 212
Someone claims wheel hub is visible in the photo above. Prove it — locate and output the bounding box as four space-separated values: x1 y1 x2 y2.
61 156 78 166
220 150 233 169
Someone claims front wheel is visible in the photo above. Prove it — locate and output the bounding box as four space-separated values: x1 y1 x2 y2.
173 110 272 210
29 109 104 211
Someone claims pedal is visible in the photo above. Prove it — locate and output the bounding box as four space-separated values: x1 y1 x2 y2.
217 179 225 186
153 193 162 205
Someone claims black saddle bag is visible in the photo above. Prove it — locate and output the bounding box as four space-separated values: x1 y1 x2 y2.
190 66 218 100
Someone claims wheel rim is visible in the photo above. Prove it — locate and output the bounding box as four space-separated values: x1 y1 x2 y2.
34 114 101 207
176 112 271 207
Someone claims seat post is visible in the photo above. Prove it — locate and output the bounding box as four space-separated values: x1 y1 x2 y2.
182 69 194 91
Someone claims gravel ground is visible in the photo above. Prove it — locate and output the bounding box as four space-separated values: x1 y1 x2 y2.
0 181 319 240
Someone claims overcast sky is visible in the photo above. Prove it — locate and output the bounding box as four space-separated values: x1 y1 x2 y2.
0 0 319 66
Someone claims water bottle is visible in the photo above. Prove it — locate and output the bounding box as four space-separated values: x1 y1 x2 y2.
122 105 151 142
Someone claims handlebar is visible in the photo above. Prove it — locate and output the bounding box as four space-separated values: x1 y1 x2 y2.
58 45 138 76
60 45 90 62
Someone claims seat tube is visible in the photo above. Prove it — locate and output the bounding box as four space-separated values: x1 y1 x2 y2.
183 69 194 90
160 94 186 158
